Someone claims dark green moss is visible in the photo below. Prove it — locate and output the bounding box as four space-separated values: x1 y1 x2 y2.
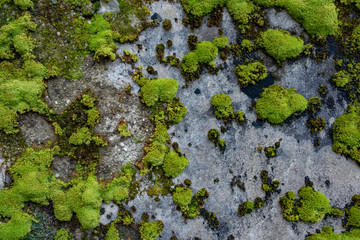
254 197 265 209
234 61 268 88
156 43 166 63
307 117 326 134
238 201 254 216
308 97 322 114
167 40 173 48
147 66 156 74
208 129 220 143
162 19 172 30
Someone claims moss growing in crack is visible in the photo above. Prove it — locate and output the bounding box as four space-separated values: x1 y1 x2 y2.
212 36 229 48
238 201 254 216
279 185 343 223
139 78 179 107
211 94 234 120
234 61 268 88
138 220 164 240
255 84 308 124
166 98 187 124
162 19 172 30
306 226 360 240
260 29 305 61
163 151 189 178
332 105 360 164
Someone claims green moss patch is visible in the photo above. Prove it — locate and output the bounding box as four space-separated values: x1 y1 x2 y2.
163 151 189 178
138 220 164 240
166 98 188 124
255 84 308 124
344 194 360 228
139 78 179 107
279 185 343 223
332 105 360 164
260 29 305 61
306 226 360 240
234 61 267 88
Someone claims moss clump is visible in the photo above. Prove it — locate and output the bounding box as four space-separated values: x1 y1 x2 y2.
308 97 322 114
212 36 229 48
260 29 305 61
181 41 218 81
253 0 338 38
155 43 166 63
0 14 49 134
187 35 198 51
255 84 308 124
117 120 131 137
121 50 139 63
234 111 246 124
163 151 189 178
208 129 220 143
264 146 277 158
162 19 172 30
138 220 164 240
55 228 73 240
211 94 234 120
307 117 326 134
105 223 119 240
238 201 254 216
279 185 342 223
254 197 265 209
234 61 267 88
344 194 360 228
173 187 193 211
140 78 179 107
332 70 352 88
166 98 188 124
226 0 258 31
306 226 360 240
332 105 360 164
260 170 280 195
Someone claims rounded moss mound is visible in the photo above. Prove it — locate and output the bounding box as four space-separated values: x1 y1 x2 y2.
194 41 218 64
139 220 164 240
234 61 268 88
260 29 305 61
212 36 229 48
255 84 307 124
173 187 193 211
140 78 179 107
211 93 234 119
332 105 360 164
306 226 360 240
163 151 189 178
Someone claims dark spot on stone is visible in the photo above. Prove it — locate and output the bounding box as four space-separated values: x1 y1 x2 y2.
241 74 275 99
100 207 105 215
252 120 264 128
106 214 111 219
151 13 163 22
325 180 330 187
194 88 201 94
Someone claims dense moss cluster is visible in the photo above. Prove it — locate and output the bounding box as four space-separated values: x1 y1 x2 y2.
238 201 254 216
256 85 308 124
306 226 360 240
166 98 188 124
234 61 268 88
344 194 360 228
332 105 360 164
279 185 343 223
138 220 164 240
139 78 179 107
260 29 305 61
211 93 246 125
208 128 227 153
173 188 209 219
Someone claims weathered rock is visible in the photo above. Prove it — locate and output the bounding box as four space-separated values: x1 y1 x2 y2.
99 201 119 225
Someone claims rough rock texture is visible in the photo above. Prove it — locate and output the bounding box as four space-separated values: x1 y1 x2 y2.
99 201 119 225
0 157 5 189
51 156 76 182
98 0 120 14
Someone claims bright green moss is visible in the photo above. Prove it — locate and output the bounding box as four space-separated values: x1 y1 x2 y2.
140 78 179 107
138 220 164 240
332 70 352 88
55 228 73 240
0 211 34 240
143 122 169 167
306 226 360 240
81 94 95 108
234 61 267 88
308 97 322 114
238 201 254 216
173 187 193 211
253 0 338 38
163 151 189 178
118 123 131 137
344 194 360 228
211 94 234 120
279 186 342 223
86 108 101 127
212 36 229 48
0 104 19 134
226 0 257 26
105 223 119 240
166 98 188 124
234 111 246 124
208 129 220 143
332 105 360 163
194 41 218 63
181 52 199 73
68 127 106 146
180 0 226 18
255 84 308 124
260 29 305 61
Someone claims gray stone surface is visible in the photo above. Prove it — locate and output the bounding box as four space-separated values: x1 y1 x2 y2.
98 0 120 14
0 157 5 190
99 201 119 225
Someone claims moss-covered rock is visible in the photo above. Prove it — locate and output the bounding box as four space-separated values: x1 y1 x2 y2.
260 29 305 61
138 220 164 240
234 61 267 88
255 84 308 124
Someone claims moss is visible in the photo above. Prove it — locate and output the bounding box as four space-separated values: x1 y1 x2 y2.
306 226 360 240
241 39 255 52
184 179 192 186
185 188 209 219
166 98 187 124
279 185 342 223
254 197 265 209
156 43 166 63
332 105 360 163
260 170 280 194
234 61 267 88
344 194 360 228
167 40 173 48
163 151 189 178
234 111 246 124
260 29 305 61
211 94 234 120
264 146 277 158
138 220 164 240
212 36 229 48
187 35 198 51
238 201 254 216
105 223 119 240
173 187 193 212
307 117 326 133
162 19 172 30
318 84 328 98
140 78 179 107
55 228 73 240
180 0 226 18
121 50 139 63
255 84 308 124
226 0 258 30
208 129 220 143
147 66 155 74
308 97 322 114
332 70 352 88
117 122 131 137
